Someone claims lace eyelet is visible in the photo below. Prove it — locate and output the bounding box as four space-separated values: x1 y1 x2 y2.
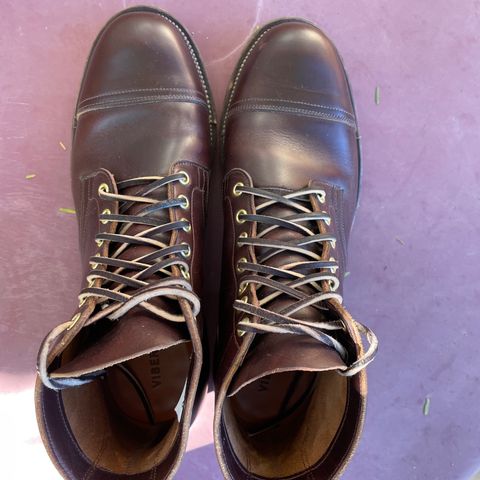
90 253 101 269
78 296 86 307
318 191 326 204
67 312 81 331
179 171 190 185
239 232 248 238
329 257 338 273
233 182 244 197
237 257 247 273
325 217 331 226
237 317 250 337
330 239 336 249
181 243 191 258
98 183 109 195
100 209 111 224
178 195 189 210
238 283 247 295
180 265 190 280
239 295 248 303
95 239 104 247
236 209 247 224
181 218 191 232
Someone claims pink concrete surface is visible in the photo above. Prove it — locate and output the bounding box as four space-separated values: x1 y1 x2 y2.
1 1 479 479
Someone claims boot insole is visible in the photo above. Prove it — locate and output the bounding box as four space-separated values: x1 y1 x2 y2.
105 342 192 438
230 370 317 436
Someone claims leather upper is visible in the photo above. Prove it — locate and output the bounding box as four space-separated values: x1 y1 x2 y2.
35 7 214 480
215 19 369 480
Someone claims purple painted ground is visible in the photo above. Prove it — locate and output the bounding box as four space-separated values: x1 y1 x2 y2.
0 1 479 479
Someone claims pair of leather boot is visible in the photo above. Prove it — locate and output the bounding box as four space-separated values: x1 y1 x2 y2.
35 7 377 479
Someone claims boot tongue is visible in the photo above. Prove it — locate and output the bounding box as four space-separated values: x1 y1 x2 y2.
228 333 346 397
229 190 345 396
50 312 189 382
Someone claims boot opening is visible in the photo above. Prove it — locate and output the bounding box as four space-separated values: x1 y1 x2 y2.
60 342 192 475
224 370 348 478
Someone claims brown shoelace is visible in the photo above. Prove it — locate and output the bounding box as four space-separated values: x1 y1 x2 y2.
232 184 378 376
38 172 199 389
75 172 199 323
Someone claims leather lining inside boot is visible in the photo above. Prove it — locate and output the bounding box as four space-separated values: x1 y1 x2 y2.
61 342 192 474
224 371 348 478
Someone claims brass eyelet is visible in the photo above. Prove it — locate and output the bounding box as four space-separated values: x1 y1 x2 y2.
98 183 109 195
329 257 338 273
67 312 82 331
181 243 191 258
179 171 190 185
237 317 250 337
330 239 336 249
100 209 111 224
178 195 189 210
233 182 244 197
78 296 86 307
181 218 191 232
236 209 247 224
95 239 104 247
240 295 248 303
239 232 248 238
325 217 331 226
90 253 101 269
180 265 190 280
318 191 326 204
237 257 247 273
238 282 247 295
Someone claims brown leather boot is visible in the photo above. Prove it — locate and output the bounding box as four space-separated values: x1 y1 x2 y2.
35 7 214 479
214 19 378 479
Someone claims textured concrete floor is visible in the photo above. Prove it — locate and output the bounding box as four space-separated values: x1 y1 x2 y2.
1 1 479 479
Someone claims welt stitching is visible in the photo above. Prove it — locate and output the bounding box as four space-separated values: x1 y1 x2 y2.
158 14 214 131
76 96 208 118
79 87 204 105
227 104 356 129
222 27 275 135
232 97 355 118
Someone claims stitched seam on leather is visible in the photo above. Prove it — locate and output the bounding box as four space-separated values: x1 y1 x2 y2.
79 176 88 258
293 380 352 479
157 13 215 140
189 186 201 292
221 417 254 480
75 11 215 143
54 392 92 468
231 97 355 118
80 93 207 110
150 465 157 480
77 95 208 117
222 27 275 135
79 87 204 105
40 393 76 478
227 104 357 129
226 193 240 349
335 188 348 269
